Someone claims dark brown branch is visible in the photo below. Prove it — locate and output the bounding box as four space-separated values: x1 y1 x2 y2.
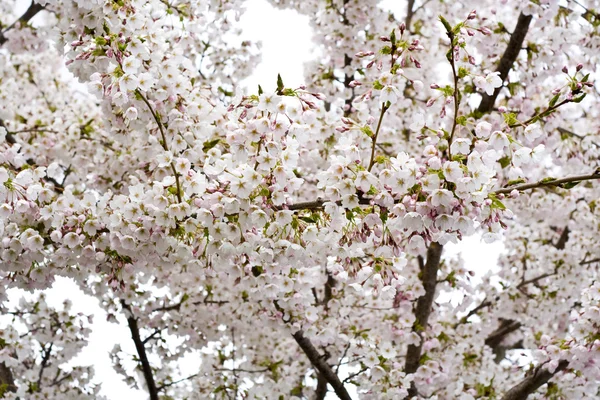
37 342 53 388
0 362 17 394
554 227 569 250
292 330 352 400
405 242 443 395
501 360 569 400
485 319 522 362
121 301 159 400
315 374 328 400
0 2 45 45
405 0 416 30
478 13 533 113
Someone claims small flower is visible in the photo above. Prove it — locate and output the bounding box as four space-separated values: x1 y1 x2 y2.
125 107 138 121
409 112 425 131
257 93 281 113
380 85 401 104
474 72 502 95
475 121 492 138
524 122 543 143
305 306 319 323
63 232 81 248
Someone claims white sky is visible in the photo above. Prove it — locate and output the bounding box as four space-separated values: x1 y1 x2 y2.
5 1 503 398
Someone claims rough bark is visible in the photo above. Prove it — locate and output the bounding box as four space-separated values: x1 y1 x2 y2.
292 330 352 400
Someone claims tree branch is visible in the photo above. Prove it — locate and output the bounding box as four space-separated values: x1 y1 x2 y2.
0 362 17 394
121 301 159 400
405 242 443 395
495 172 600 195
405 0 416 30
478 13 533 114
292 330 352 400
0 2 44 45
501 360 569 400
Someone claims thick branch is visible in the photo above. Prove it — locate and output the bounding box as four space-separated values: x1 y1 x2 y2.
485 319 522 362
0 2 44 45
501 361 568 400
405 242 443 387
406 0 416 30
121 301 159 400
478 13 533 113
0 362 16 394
292 330 352 400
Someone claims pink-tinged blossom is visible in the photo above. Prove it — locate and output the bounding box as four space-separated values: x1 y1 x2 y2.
474 72 502 95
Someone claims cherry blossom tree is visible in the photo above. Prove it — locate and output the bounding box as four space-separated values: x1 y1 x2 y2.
1 0 600 399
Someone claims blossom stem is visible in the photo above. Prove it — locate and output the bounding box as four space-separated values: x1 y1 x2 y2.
447 39 460 160
136 89 183 203
510 98 572 129
367 103 388 171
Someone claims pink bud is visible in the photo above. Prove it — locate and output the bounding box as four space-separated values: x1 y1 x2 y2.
479 27 491 35
576 63 583 71
430 83 440 89
468 55 476 65
468 10 477 20
348 80 362 88
562 66 569 74
426 98 436 107
399 23 406 34
498 106 507 113
380 36 391 42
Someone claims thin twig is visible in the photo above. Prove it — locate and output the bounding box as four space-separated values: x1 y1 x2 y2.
495 172 600 195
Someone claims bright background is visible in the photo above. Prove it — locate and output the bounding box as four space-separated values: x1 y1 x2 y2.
6 1 504 398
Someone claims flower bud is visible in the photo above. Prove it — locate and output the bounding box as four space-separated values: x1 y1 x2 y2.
576 63 583 71
562 65 569 74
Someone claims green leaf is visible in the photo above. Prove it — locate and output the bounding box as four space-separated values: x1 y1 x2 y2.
379 46 392 55
540 177 556 184
549 94 560 107
506 178 526 186
258 84 263 95
439 15 453 34
373 80 384 90
503 112 518 126
582 73 590 83
573 93 587 103
361 125 374 138
202 138 220 152
276 73 284 93
561 181 580 189
498 156 511 169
